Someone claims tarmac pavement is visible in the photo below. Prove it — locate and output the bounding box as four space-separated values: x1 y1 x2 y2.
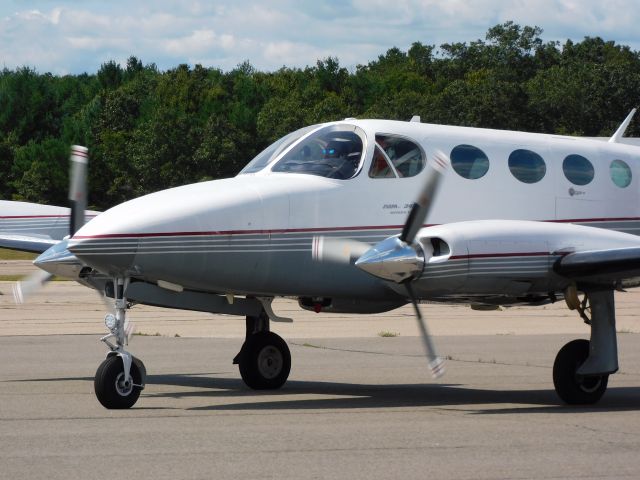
2 334 640 479
2 263 640 479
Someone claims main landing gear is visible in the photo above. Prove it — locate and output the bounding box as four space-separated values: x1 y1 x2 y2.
234 310 291 390
552 289 617 405
94 278 146 409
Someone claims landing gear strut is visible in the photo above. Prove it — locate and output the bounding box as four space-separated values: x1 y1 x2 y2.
94 278 146 409
234 310 291 390
553 289 617 405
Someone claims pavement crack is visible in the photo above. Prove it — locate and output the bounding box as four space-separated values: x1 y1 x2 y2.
292 342 550 369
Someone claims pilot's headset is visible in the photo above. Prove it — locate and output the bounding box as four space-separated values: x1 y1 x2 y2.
323 140 347 159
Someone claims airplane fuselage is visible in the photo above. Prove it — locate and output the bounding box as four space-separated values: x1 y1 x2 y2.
68 120 640 305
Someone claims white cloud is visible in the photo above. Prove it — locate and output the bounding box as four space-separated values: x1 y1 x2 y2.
164 29 235 56
263 41 332 67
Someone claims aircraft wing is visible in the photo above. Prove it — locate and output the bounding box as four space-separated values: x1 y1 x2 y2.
0 234 58 253
554 246 640 284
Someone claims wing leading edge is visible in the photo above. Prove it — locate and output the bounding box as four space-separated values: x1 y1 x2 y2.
554 246 640 285
0 234 58 253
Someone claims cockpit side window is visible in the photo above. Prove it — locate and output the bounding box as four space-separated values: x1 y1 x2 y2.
369 145 396 178
375 134 424 177
239 125 319 174
369 146 396 178
271 125 365 180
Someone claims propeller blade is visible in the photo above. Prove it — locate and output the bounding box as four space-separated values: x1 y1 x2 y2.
405 282 445 378
312 236 371 264
68 145 89 236
12 270 54 304
400 149 448 244
98 291 116 314
124 319 136 345
353 150 448 378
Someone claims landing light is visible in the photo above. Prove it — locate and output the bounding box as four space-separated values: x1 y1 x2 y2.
104 313 117 332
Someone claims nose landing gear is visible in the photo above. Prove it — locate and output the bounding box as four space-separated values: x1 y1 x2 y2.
94 278 146 409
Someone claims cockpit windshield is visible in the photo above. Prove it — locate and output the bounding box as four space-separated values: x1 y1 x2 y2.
271 124 365 179
239 125 319 174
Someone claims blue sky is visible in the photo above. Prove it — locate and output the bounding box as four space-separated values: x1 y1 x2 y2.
1 0 639 75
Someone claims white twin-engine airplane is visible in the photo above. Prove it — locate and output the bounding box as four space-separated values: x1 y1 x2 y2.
5 112 640 409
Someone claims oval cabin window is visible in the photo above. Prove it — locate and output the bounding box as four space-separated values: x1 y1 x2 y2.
562 154 594 186
450 144 489 180
610 159 632 188
508 149 546 184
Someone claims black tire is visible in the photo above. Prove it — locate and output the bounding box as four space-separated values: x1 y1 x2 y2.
132 356 147 388
94 355 143 409
239 332 291 390
553 339 608 405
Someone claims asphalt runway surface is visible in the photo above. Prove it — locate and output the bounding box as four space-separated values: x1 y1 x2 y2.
2 333 640 480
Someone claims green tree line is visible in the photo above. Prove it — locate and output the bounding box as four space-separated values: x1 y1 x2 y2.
1 22 640 209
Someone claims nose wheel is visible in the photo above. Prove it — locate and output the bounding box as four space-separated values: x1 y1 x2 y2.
238 331 291 390
94 355 145 409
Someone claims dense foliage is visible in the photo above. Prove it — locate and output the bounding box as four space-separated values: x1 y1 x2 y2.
1 22 640 209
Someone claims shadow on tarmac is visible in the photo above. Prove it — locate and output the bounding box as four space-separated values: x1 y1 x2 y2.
10 372 640 414
142 372 640 414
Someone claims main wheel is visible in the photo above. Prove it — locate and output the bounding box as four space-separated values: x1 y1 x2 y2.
553 339 608 405
94 355 143 409
238 331 291 390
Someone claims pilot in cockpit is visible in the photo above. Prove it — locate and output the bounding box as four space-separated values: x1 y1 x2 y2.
323 139 359 179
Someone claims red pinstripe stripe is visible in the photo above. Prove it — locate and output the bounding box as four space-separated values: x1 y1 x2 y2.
0 214 98 219
449 252 555 260
71 217 640 240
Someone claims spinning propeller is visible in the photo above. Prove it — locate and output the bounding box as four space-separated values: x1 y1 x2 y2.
13 146 89 304
315 150 449 378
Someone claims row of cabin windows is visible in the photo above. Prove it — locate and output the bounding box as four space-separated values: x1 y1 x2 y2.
370 138 633 189
449 144 632 188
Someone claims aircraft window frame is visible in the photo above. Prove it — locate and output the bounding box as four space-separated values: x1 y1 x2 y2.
374 134 425 178
369 145 397 178
562 154 594 186
270 124 366 180
450 144 490 180
610 159 632 188
239 124 320 174
508 149 546 184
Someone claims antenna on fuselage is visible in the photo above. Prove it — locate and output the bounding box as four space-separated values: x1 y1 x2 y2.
609 108 637 144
